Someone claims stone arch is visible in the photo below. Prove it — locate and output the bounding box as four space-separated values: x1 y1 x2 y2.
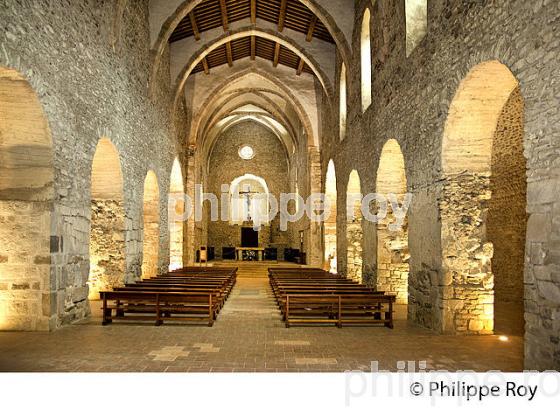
376 139 409 305
149 0 352 91
88 138 126 300
323 159 337 272
142 170 160 278
0 66 54 330
441 60 526 336
201 94 298 153
169 158 185 271
172 28 333 112
361 7 372 112
229 173 270 225
346 170 363 282
192 68 316 147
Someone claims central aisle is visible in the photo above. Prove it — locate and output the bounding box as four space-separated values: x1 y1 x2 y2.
213 262 286 329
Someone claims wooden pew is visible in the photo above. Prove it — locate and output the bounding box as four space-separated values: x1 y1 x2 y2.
99 267 237 326
100 290 218 326
268 267 396 328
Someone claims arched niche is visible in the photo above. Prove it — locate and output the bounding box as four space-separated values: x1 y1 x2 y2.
229 173 270 226
142 170 160 279
0 66 54 330
88 138 125 300
376 139 409 305
441 60 526 336
346 170 363 282
169 158 185 271
324 159 337 272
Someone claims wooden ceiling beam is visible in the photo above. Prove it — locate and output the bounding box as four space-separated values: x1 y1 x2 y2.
226 41 233 67
250 35 256 60
251 0 257 24
306 15 317 42
278 0 288 31
219 0 229 31
189 12 200 40
296 58 305 76
273 42 280 67
202 57 210 74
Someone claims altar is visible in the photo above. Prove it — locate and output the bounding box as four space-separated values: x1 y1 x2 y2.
236 247 265 261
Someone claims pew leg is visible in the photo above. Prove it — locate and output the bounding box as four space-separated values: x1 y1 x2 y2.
385 304 394 329
102 298 112 325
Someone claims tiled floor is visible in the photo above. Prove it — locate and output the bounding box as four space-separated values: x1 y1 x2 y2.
0 263 523 372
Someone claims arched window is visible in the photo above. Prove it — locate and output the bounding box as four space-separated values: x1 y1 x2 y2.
361 8 372 112
230 174 270 226
339 63 347 140
405 0 428 57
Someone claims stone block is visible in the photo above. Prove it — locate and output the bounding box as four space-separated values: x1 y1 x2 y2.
537 281 560 303
526 213 551 241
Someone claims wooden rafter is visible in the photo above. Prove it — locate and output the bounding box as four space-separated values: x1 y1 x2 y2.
273 42 281 67
189 12 200 40
306 15 317 42
250 0 257 24
278 0 288 32
296 58 305 76
226 41 233 67
202 57 210 74
250 35 256 60
219 0 229 31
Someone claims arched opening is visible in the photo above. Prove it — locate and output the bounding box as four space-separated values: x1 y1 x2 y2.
441 60 526 336
324 160 337 273
0 67 54 330
339 63 347 141
229 173 270 226
376 139 409 305
142 170 160 279
361 8 372 112
169 158 185 271
88 138 125 300
405 0 428 57
346 170 363 282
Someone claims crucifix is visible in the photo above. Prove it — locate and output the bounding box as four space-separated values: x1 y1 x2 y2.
238 184 255 221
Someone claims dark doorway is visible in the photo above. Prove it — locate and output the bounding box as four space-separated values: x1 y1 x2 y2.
241 227 258 247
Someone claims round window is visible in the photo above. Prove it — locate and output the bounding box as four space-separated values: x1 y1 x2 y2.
238 145 255 160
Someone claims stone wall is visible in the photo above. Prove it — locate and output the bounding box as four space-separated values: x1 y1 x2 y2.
319 0 559 369
207 121 291 257
487 87 526 336
88 199 126 299
0 0 187 328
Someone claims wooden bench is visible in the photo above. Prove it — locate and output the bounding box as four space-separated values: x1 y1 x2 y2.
100 290 218 326
268 267 396 328
99 266 237 326
284 293 396 328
